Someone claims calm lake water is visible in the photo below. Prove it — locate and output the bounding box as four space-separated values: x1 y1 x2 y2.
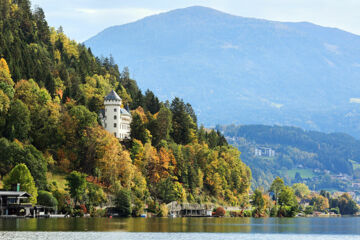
0 217 360 239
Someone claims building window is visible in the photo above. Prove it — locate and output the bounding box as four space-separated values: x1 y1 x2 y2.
114 115 117 120
114 132 116 137
114 108 117 112
114 123 117 128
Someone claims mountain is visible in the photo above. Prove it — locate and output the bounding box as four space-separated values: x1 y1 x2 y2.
85 6 360 137
217 124 360 191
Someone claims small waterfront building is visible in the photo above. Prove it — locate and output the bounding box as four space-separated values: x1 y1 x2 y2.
0 191 32 216
99 90 132 140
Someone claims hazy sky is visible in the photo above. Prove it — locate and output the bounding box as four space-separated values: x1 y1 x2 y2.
31 0 360 42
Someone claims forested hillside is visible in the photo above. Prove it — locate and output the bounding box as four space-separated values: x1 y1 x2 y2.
218 124 360 191
0 0 251 215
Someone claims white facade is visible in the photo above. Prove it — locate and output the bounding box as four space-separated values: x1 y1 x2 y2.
100 90 131 140
254 147 275 157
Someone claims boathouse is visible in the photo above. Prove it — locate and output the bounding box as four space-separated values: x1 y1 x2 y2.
167 201 213 217
0 191 32 216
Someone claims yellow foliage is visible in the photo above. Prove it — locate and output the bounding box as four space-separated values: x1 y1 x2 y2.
0 58 10 75
133 106 148 123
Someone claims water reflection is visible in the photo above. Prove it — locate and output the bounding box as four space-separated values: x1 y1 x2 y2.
0 217 359 234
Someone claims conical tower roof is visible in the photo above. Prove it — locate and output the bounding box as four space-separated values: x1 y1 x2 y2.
104 90 121 101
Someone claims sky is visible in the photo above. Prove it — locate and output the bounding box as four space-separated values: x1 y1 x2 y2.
31 0 360 42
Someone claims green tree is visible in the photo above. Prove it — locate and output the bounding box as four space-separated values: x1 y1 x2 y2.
0 90 10 132
251 189 266 217
130 113 151 144
270 176 285 205
3 164 38 204
144 89 160 114
292 183 310 198
37 190 58 208
170 97 196 145
66 171 87 205
115 189 132 217
277 186 298 217
86 183 107 208
149 105 172 146
157 178 186 203
5 99 31 141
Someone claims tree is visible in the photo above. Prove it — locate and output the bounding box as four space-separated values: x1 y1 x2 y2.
5 99 31 141
170 97 196 145
130 113 151 144
336 193 359 215
37 190 58 208
149 105 172 146
86 183 106 208
3 164 38 204
270 176 285 205
311 194 329 211
144 89 160 114
292 183 310 199
66 171 87 205
156 178 186 203
251 189 266 217
115 189 132 217
0 89 10 131
277 186 298 217
0 58 15 98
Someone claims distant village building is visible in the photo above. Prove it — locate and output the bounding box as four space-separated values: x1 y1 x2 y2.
99 90 132 140
254 147 275 157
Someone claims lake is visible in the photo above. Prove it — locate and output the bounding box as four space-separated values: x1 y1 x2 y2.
1 217 360 239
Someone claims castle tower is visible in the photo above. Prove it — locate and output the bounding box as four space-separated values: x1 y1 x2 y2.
103 90 131 140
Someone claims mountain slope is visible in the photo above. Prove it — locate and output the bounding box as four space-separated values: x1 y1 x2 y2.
85 6 360 137
217 124 360 191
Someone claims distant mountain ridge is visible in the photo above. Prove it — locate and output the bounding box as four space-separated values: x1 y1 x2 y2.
85 6 360 137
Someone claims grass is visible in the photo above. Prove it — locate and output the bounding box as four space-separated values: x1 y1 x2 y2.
280 169 315 179
46 171 68 191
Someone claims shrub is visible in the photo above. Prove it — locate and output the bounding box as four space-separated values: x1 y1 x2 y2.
159 203 168 217
37 190 58 208
304 206 314 215
215 207 225 217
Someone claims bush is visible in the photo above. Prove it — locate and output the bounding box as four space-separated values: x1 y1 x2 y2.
270 206 278 217
330 207 340 214
159 203 168 217
243 210 252 217
90 208 106 217
37 190 58 208
304 206 314 215
215 207 225 217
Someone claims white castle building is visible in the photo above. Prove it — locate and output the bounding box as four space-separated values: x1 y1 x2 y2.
99 90 132 140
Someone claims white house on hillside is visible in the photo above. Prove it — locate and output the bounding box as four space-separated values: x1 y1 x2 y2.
99 90 131 140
